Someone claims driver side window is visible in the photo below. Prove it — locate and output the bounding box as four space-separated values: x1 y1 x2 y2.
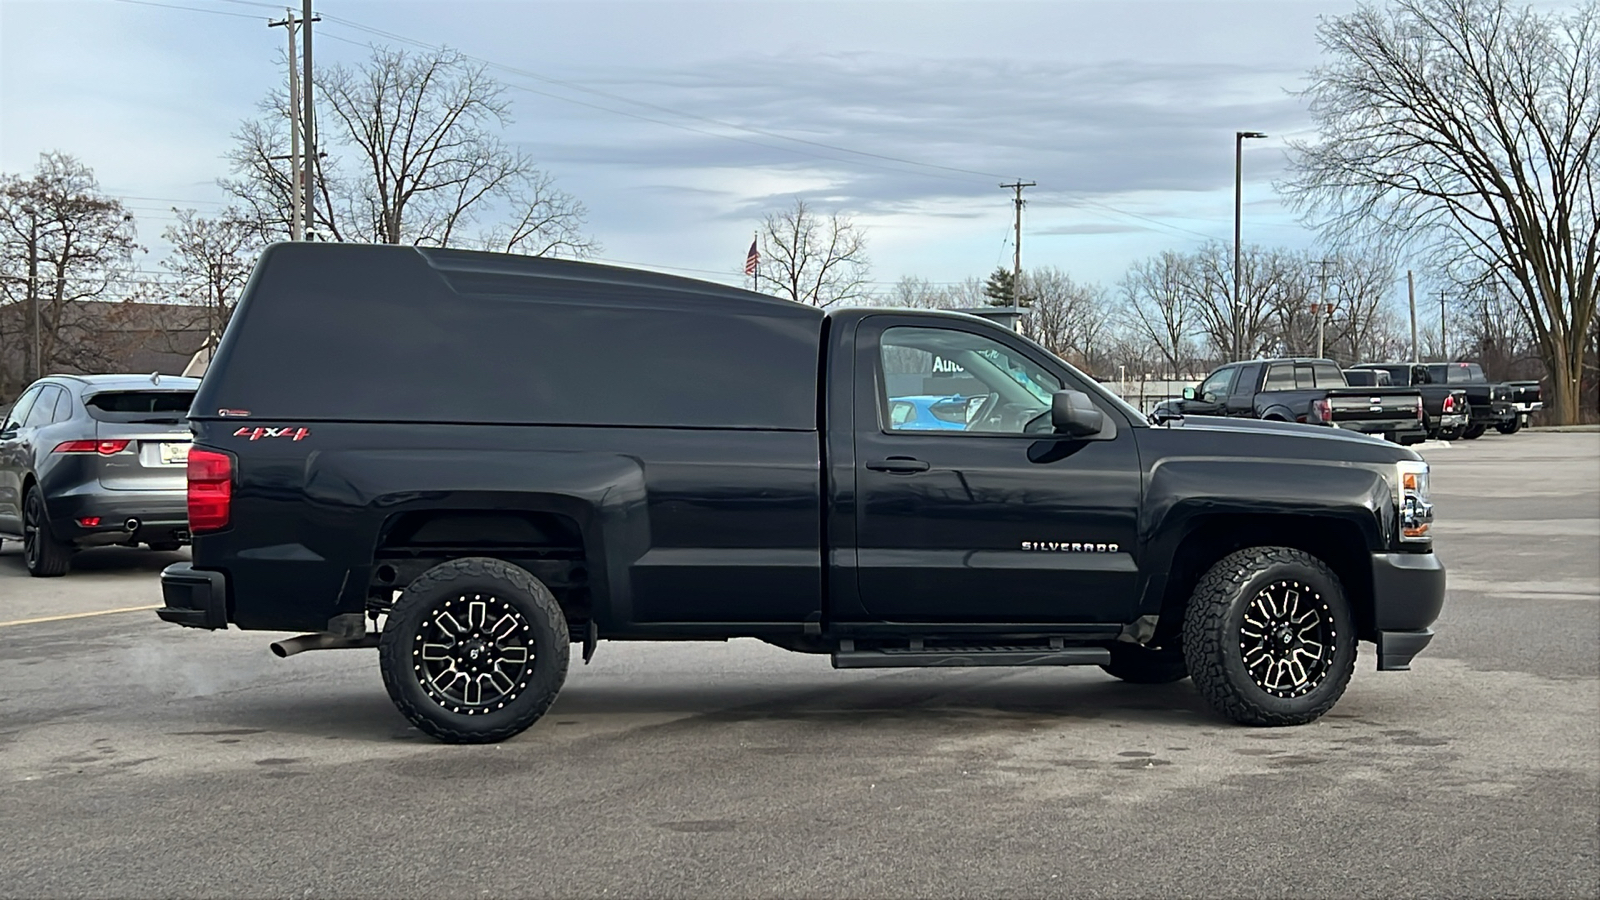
879 326 1061 434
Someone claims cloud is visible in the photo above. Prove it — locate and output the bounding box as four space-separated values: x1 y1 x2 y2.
507 51 1308 217
1036 223 1149 236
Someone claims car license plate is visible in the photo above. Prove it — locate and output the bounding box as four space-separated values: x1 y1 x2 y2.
159 442 191 465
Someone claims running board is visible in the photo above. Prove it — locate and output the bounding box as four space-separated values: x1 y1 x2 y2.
832 644 1110 669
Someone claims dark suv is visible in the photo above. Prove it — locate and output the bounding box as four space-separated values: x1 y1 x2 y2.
0 374 198 576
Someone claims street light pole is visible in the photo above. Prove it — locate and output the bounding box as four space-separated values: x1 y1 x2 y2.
1233 131 1267 362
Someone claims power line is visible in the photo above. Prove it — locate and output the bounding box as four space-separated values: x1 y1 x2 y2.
110 0 263 20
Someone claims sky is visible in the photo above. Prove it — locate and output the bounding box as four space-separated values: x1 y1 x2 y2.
1 0 1362 293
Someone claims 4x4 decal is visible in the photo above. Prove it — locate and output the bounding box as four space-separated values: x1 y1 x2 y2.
233 426 311 441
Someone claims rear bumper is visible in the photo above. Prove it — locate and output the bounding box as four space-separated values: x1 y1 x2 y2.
46 489 188 546
1333 420 1427 441
1370 551 1446 671
157 562 228 630
1435 412 1468 431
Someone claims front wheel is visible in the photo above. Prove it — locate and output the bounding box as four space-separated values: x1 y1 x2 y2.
1182 547 1357 726
1495 417 1522 435
379 557 570 743
1462 424 1487 440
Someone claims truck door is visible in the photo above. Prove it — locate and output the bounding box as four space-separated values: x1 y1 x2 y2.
851 319 1142 624
1224 363 1263 416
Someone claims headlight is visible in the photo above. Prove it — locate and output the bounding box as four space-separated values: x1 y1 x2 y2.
1395 459 1433 542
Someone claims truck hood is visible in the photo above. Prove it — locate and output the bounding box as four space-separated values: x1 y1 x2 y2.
1149 414 1421 462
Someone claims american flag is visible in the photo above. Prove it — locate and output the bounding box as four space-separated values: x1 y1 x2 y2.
744 239 759 276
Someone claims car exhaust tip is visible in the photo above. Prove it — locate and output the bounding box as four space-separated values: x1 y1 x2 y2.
270 632 380 658
123 518 140 532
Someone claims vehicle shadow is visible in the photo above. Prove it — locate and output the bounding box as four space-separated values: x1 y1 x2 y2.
209 673 1217 744
0 543 186 576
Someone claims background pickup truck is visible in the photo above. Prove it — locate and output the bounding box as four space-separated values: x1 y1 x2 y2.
1346 363 1471 441
1158 358 1427 445
1422 362 1528 438
156 243 1445 744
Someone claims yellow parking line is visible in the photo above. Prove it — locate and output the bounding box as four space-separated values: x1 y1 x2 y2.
0 604 161 629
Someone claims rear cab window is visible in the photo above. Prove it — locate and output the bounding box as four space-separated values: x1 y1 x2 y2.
1263 364 1295 391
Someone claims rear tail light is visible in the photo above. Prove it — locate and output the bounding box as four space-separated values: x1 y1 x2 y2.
77 517 102 528
1441 395 1455 413
1415 396 1424 420
1310 398 1332 424
54 439 130 455
187 447 234 533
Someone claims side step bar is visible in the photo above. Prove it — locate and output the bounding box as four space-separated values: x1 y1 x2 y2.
832 643 1110 669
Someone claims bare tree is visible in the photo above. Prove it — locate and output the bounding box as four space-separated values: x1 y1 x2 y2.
0 152 138 397
159 209 261 345
1119 251 1197 377
1284 0 1598 422
759 198 871 307
1022 267 1107 370
1179 242 1287 363
879 275 958 309
224 46 594 257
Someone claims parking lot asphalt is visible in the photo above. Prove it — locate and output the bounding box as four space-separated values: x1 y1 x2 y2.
1 432 1596 899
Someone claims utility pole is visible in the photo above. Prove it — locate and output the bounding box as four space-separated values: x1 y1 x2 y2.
1000 180 1035 315
1439 289 1447 361
1315 258 1332 360
1408 269 1418 363
24 207 39 380
301 0 316 239
269 9 303 240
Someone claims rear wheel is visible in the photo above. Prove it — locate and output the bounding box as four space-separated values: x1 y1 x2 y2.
379 557 569 743
1495 417 1522 435
1462 424 1487 440
1437 426 1463 441
1182 547 1356 726
1101 642 1188 684
22 488 72 577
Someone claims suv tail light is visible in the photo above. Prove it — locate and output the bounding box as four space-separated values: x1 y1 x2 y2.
1310 398 1332 424
187 447 234 533
54 439 130 455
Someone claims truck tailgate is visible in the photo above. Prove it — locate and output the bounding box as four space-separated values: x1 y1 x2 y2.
1326 388 1422 429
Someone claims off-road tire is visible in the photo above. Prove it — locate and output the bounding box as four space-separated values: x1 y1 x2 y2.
1182 547 1357 726
379 557 569 744
147 541 183 553
23 488 72 577
1462 424 1487 440
1495 417 1522 435
1101 642 1189 684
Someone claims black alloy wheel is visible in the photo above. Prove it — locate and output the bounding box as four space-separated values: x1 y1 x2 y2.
1437 426 1463 441
1495 417 1522 435
1462 423 1487 440
379 557 569 743
22 489 72 577
1183 546 1357 726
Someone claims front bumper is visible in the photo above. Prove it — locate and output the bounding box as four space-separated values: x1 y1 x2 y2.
158 562 228 630
1370 551 1445 671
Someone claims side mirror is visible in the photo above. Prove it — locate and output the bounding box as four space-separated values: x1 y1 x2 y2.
1182 386 1196 400
1051 390 1104 438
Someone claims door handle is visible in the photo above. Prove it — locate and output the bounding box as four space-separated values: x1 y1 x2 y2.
866 457 930 474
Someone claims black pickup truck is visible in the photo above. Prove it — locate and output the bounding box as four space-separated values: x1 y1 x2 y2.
1421 362 1534 437
157 244 1445 743
1346 363 1471 441
1155 359 1428 445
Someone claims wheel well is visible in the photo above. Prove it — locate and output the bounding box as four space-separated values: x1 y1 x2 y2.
1154 515 1376 644
372 509 590 630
